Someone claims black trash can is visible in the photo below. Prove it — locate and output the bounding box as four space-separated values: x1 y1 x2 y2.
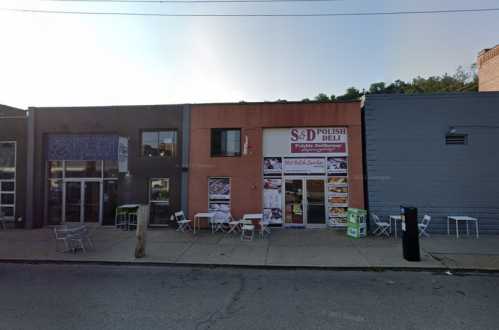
400 205 420 262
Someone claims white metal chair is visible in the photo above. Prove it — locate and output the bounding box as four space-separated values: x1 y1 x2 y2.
226 214 241 234
258 219 271 239
371 213 391 237
240 219 255 241
54 225 71 252
67 225 94 253
418 214 431 238
115 208 128 230
174 211 193 232
128 211 138 231
210 216 227 234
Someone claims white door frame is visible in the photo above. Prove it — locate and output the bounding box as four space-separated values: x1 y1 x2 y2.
62 178 103 224
283 176 326 228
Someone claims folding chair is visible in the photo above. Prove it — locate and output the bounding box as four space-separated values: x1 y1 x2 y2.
240 219 255 241
174 211 192 232
371 213 391 237
418 214 431 238
226 214 241 234
210 216 227 234
54 225 71 252
67 225 93 253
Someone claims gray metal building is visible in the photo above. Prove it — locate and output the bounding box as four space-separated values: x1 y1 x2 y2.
363 92 499 234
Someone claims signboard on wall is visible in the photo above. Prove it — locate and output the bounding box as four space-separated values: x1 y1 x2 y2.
118 137 129 173
290 128 347 154
283 157 325 174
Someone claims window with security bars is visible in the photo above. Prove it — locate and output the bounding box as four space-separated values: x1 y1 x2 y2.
445 134 468 145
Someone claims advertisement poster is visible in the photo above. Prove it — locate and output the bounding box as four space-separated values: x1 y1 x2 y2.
263 178 283 224
328 196 348 207
118 137 128 173
283 157 325 174
327 157 348 174
208 177 230 200
263 157 283 175
208 177 231 221
290 127 348 154
328 186 348 195
328 176 348 186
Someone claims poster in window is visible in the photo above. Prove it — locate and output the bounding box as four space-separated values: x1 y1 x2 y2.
328 176 348 186
328 186 348 195
328 195 348 207
263 157 283 175
263 178 283 224
283 157 325 174
208 177 230 200
327 157 348 174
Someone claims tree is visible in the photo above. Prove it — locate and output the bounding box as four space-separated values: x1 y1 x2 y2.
310 64 478 102
314 93 330 102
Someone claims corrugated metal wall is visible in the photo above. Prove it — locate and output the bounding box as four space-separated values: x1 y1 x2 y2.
364 93 499 234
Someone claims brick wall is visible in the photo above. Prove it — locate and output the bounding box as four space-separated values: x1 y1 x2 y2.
478 45 499 92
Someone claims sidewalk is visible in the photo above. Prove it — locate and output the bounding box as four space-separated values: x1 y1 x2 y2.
1 227 498 271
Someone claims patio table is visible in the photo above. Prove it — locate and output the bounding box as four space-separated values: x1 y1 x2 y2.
193 212 215 234
389 215 402 238
115 204 140 231
447 216 479 239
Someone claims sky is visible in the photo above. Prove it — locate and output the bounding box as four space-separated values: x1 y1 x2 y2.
1 0 499 109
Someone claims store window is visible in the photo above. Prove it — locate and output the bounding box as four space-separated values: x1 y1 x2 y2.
142 130 177 158
0 142 16 219
149 178 171 226
211 129 241 157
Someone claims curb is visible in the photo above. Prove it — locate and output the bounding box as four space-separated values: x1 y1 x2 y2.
1 258 499 274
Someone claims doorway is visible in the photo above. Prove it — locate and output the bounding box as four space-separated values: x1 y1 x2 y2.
64 180 101 223
284 178 326 227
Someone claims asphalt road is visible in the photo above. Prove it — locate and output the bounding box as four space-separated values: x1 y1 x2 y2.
0 264 498 330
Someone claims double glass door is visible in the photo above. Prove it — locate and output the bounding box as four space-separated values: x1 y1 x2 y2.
65 180 101 223
284 178 325 227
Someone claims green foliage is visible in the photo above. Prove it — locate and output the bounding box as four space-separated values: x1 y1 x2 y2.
312 65 478 102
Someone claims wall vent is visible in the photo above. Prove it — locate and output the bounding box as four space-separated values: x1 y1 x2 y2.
445 134 467 145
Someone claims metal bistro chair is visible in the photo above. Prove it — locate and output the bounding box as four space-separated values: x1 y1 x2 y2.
418 214 432 238
54 225 72 252
240 219 255 241
371 213 391 237
67 225 94 253
174 211 193 232
128 210 138 231
115 207 129 230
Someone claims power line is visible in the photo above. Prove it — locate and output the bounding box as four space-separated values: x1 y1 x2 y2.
1 7 499 17
40 0 344 3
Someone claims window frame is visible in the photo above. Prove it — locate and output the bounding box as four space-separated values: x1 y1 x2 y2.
140 129 178 159
210 128 242 157
0 141 16 220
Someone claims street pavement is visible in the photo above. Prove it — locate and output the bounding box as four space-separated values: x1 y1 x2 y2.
1 263 498 330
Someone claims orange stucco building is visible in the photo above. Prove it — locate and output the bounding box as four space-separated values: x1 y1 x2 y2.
188 101 364 228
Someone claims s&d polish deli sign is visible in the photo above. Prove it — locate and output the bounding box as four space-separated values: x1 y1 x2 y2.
290 127 348 154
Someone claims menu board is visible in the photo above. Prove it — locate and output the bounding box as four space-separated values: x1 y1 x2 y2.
208 177 231 221
263 178 283 224
327 157 349 227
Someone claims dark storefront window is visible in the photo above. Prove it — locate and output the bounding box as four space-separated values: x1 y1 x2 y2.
211 129 241 157
149 178 171 226
0 142 15 180
142 131 177 158
48 161 63 179
103 160 119 179
102 180 118 226
65 161 101 178
47 180 63 225
0 142 15 220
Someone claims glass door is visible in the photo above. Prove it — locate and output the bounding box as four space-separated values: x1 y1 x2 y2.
64 180 102 223
84 181 100 223
65 181 82 222
284 179 304 226
306 179 326 226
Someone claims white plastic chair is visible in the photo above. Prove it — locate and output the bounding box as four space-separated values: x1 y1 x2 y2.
418 214 431 238
371 213 391 237
174 211 192 232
